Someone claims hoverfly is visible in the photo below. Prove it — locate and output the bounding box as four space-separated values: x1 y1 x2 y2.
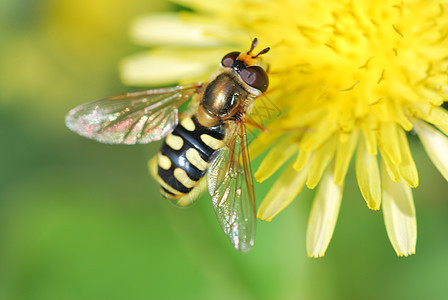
65 38 270 252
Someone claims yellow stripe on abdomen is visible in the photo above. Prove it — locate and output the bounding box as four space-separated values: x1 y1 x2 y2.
180 117 196 131
157 153 171 170
173 168 197 188
156 174 186 197
200 133 225 150
165 134 184 150
186 148 208 171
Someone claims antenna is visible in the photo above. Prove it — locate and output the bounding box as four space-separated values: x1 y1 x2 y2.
248 38 270 58
249 38 258 53
253 47 270 58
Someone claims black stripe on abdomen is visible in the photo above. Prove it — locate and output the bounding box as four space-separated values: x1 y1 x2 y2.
156 115 225 199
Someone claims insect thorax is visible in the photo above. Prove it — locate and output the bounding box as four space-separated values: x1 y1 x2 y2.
202 72 251 119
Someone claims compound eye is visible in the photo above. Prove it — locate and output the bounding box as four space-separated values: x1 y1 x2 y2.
240 66 269 92
221 51 240 68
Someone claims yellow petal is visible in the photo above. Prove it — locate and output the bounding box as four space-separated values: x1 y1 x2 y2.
393 100 413 131
257 162 309 221
361 118 378 155
249 131 283 160
283 106 327 128
131 13 225 46
293 150 312 171
254 135 297 183
120 48 221 85
334 129 359 185
381 159 417 257
379 121 401 164
416 86 444 106
436 123 448 137
413 119 448 182
380 146 401 182
356 138 381 210
411 102 448 126
307 171 343 258
306 136 337 189
396 128 419 188
300 117 337 152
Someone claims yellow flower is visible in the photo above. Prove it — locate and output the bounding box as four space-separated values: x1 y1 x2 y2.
121 0 448 257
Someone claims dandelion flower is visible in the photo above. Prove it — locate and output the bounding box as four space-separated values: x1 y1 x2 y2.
121 0 448 257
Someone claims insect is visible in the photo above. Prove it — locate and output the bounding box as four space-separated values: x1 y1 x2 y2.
65 38 270 252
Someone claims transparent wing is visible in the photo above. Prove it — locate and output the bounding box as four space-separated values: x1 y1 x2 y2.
249 95 282 125
207 121 256 253
65 83 201 144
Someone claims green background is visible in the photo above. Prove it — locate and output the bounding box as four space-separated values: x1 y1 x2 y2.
1 1 448 299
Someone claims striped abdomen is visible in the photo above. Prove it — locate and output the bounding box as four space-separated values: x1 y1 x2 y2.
156 115 225 200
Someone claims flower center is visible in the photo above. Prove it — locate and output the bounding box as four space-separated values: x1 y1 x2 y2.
238 1 447 132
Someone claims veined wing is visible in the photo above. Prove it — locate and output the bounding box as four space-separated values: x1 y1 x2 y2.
207 120 256 253
65 83 201 144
